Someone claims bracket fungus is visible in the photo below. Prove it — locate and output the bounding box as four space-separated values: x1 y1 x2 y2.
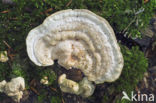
26 9 124 97
0 77 25 102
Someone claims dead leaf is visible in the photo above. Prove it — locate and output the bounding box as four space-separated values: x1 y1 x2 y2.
1 9 10 13
50 86 57 92
144 0 149 3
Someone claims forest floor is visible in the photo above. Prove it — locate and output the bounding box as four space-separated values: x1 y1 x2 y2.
0 1 155 103
1 15 155 103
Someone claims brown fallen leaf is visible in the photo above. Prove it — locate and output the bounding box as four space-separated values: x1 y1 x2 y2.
1 9 10 13
50 86 57 92
144 0 149 3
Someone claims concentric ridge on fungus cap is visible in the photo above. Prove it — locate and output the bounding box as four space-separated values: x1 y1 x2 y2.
26 9 124 84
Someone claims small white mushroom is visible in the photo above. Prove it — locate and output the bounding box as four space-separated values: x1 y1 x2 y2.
26 9 124 97
0 51 9 62
58 74 95 97
40 76 49 85
0 77 25 102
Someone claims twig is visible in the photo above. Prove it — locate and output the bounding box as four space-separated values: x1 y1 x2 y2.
62 97 65 103
30 87 39 95
3 40 11 49
3 41 15 61
40 8 53 16
45 8 53 14
122 16 137 34
66 0 72 7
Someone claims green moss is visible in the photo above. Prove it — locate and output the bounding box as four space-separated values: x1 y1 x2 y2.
101 94 109 103
36 86 62 103
114 45 148 93
116 99 131 103
37 92 46 103
0 63 10 81
39 68 57 85
101 45 148 103
50 96 61 103
10 61 25 78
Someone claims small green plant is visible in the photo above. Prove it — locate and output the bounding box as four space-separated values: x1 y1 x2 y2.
10 61 25 78
0 63 9 81
37 88 49 103
39 69 57 85
101 94 109 103
37 88 62 103
50 96 61 103
38 93 46 103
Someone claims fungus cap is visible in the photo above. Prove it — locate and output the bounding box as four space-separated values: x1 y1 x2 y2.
26 9 124 84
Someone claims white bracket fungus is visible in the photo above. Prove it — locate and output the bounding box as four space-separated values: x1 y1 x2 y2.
26 9 124 97
40 76 49 85
0 77 25 102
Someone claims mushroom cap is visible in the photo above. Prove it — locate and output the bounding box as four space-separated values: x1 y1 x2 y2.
26 9 124 84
